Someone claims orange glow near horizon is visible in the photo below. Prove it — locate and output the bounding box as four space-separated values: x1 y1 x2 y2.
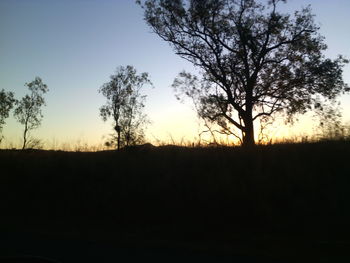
0 106 333 151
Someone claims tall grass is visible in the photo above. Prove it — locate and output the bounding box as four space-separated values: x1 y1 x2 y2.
1 141 349 240
1 121 349 151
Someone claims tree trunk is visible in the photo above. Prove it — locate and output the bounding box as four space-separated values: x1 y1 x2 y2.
115 124 121 150
242 96 255 147
22 124 28 150
117 130 121 150
243 118 255 147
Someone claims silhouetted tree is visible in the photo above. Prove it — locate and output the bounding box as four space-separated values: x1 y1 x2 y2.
99 65 152 150
138 0 349 146
0 89 16 144
14 77 48 150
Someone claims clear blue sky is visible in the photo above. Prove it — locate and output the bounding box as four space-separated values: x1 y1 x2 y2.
1 0 349 148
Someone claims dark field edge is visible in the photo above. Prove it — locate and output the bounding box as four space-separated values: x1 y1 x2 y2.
1 141 350 262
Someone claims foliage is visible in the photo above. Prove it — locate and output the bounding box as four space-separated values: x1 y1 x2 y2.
14 77 48 150
99 65 152 150
0 89 16 144
314 103 350 141
139 0 349 146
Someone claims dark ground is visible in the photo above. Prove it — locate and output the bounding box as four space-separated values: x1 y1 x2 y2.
1 141 350 262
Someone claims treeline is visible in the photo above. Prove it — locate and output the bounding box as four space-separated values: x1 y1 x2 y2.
0 77 48 149
0 66 152 151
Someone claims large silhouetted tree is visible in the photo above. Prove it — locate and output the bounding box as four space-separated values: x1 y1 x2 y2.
14 77 48 150
138 0 349 146
0 89 16 144
99 65 152 150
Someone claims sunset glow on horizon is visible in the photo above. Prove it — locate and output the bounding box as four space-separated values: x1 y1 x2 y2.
1 0 350 149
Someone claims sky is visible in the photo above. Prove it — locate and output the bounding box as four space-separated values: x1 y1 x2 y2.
0 0 349 148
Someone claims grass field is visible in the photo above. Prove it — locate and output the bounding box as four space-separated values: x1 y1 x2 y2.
1 141 350 262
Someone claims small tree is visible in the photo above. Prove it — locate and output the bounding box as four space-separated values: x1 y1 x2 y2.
139 0 349 146
14 77 49 150
99 65 152 150
0 89 16 144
